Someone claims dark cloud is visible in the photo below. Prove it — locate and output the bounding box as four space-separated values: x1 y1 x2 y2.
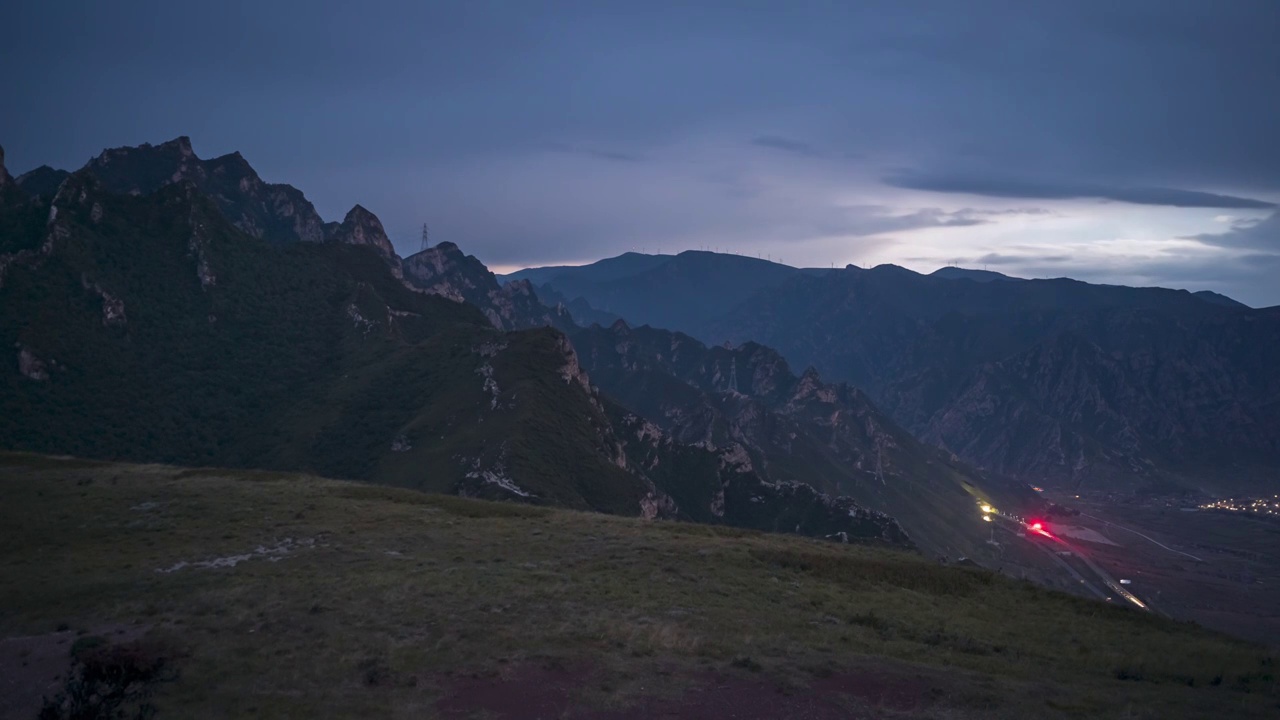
2 1 1278 303
884 173 1277 210
798 207 1057 239
1186 212 1280 250
1069 252 1280 309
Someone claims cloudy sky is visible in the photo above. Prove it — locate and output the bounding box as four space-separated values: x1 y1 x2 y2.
4 1 1279 305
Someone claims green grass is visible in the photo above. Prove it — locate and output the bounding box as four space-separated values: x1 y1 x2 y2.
1 453 1275 718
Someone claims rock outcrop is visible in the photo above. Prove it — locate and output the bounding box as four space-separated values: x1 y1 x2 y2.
693 263 1280 495
325 204 397 259
568 322 1034 557
524 249 1280 495
17 345 48 381
401 241 560 330
14 166 70 198
606 406 910 545
2 135 920 552
909 312 1280 494
83 137 326 246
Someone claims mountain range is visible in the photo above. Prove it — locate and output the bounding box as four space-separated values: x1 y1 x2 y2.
565 321 1033 556
3 138 996 553
15 132 1273 570
504 251 835 338
503 250 1280 496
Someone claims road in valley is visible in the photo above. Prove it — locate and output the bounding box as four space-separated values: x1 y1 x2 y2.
991 514 1151 611
1078 512 1204 563
1003 524 1109 600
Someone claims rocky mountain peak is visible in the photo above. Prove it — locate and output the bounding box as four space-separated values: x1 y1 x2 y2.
326 204 396 258
206 150 255 177
87 136 203 188
82 138 325 246
402 242 495 305
14 166 71 198
161 136 195 158
790 365 837 405
400 242 561 331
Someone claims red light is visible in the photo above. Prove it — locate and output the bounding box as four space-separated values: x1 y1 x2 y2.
1030 522 1043 531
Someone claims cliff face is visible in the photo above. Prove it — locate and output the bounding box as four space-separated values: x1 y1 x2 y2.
0 159 655 516
523 249 1280 495
324 204 397 259
401 241 561 331
703 267 1280 495
0 144 40 259
323 204 402 282
567 322 1037 557
14 166 71 198
393 243 919 545
82 137 326 246
0 136 914 550
906 311 1280 494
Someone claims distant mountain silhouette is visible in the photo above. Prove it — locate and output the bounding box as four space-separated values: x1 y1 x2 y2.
930 266 1022 282
519 251 1275 495
501 250 826 336
1192 290 1249 309
502 251 673 287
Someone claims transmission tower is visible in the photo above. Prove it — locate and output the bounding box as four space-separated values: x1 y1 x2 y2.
420 223 430 252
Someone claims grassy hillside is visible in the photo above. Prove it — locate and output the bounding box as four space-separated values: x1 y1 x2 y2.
2 454 1274 719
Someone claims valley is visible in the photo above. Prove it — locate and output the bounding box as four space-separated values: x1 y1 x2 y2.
2 135 1277 717
1036 494 1280 648
6 4 1280 718
504 248 1280 657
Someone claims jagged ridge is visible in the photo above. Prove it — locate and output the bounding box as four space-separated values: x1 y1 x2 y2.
567 321 1036 556
0 137 908 548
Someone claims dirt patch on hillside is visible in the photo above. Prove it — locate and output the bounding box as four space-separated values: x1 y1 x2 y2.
434 661 941 719
597 670 931 719
435 664 584 719
0 625 149 719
